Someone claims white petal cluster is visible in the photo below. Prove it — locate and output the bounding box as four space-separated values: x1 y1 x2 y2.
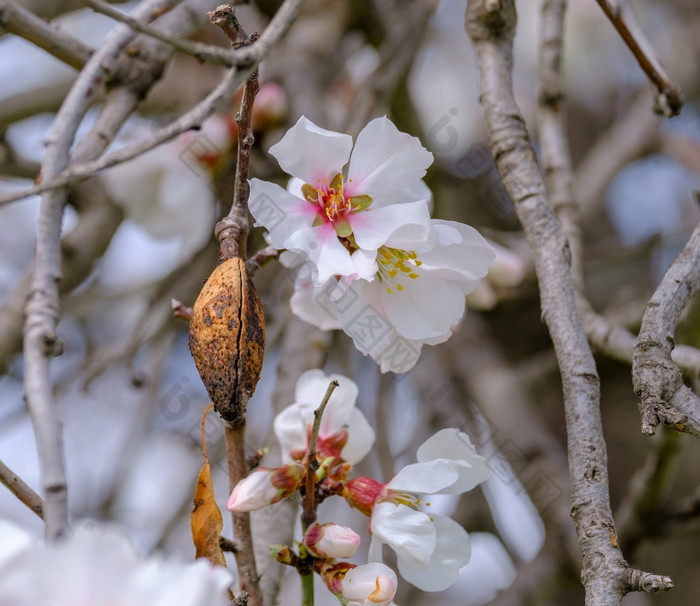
369 429 491 592
0 521 233 606
249 117 495 373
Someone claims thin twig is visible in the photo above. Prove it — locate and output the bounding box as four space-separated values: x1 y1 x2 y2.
0 0 307 208
595 0 682 116
0 0 93 70
246 245 280 275
466 1 672 602
0 459 45 520
302 379 339 530
210 5 259 260
616 428 682 557
633 222 700 439
224 423 262 606
84 0 237 67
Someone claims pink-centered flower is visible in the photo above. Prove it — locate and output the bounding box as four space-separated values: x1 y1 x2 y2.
273 369 375 464
249 116 434 284
344 429 491 592
290 220 495 373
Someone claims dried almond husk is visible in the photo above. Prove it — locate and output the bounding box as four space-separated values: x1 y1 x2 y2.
189 257 265 424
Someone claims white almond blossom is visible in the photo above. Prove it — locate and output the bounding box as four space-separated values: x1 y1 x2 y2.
290 220 495 373
249 115 434 284
0 520 232 606
346 429 490 592
273 369 375 464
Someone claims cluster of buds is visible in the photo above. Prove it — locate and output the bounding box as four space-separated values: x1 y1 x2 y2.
226 371 491 602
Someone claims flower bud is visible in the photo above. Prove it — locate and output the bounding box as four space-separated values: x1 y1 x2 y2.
341 563 398 606
304 523 360 559
226 463 304 512
343 476 385 516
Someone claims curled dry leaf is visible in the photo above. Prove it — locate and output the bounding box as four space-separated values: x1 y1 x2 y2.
189 257 266 425
191 405 229 571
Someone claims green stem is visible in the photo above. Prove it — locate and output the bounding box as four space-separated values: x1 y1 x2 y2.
300 572 314 606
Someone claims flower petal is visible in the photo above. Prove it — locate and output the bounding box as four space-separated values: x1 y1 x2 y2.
342 563 398 606
396 514 471 592
371 502 435 569
340 408 376 463
290 274 344 331
269 116 352 184
284 223 356 283
249 178 318 249
380 270 466 340
386 459 460 494
347 117 433 207
420 220 496 290
349 200 432 251
415 429 490 493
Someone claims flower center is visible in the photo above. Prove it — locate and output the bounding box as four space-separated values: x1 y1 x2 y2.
303 173 372 235
376 246 422 294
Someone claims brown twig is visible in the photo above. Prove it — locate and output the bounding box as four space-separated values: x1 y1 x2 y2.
210 5 259 260
301 379 339 530
0 459 45 520
616 428 682 557
465 1 672 602
633 222 700 439
595 0 682 117
246 245 280 275
225 422 262 606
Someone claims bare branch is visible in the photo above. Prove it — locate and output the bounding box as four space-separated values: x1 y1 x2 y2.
83 0 237 67
0 0 308 208
0 0 93 70
595 0 683 116
0 459 45 519
466 1 672 602
211 5 259 260
633 222 700 439
23 0 180 543
224 423 262 606
616 429 682 556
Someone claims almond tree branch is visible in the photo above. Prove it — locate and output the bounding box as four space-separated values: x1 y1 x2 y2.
210 4 258 260
0 459 45 520
595 0 682 117
465 1 672 603
616 428 682 557
633 221 700 439
84 0 239 67
24 0 178 541
0 0 93 70
0 0 307 208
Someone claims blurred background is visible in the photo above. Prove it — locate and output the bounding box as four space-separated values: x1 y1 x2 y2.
1 0 700 604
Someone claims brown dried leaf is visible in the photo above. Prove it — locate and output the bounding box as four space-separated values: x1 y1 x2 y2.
191 405 227 568
189 257 266 424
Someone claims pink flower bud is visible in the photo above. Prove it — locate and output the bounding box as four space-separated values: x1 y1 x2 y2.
343 476 385 516
304 523 360 559
226 463 304 512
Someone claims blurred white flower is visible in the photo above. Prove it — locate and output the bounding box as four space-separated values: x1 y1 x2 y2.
226 464 305 513
0 520 232 606
273 369 375 464
344 429 490 592
249 115 434 284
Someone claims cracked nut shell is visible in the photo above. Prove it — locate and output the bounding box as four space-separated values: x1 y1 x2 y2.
189 257 265 424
